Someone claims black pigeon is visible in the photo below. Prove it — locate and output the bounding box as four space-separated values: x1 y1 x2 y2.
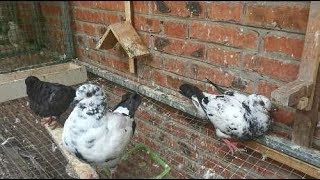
25 76 76 129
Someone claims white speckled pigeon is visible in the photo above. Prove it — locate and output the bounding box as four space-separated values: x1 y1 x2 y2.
62 83 142 178
179 79 276 155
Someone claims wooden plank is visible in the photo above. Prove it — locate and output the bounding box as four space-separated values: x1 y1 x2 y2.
271 1 320 110
125 1 135 74
110 22 149 59
129 58 135 74
44 126 99 179
242 141 320 178
271 80 313 107
297 1 320 110
125 1 132 24
293 66 320 146
291 1 320 146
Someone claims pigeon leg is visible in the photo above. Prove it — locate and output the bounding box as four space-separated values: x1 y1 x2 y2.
48 117 60 130
48 121 60 130
222 139 245 155
41 117 53 126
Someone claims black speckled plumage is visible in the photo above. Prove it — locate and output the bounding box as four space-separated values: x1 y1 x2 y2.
25 76 76 125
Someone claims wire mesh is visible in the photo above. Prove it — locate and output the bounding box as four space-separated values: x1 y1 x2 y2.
0 98 73 179
0 74 317 179
88 75 316 179
0 1 73 74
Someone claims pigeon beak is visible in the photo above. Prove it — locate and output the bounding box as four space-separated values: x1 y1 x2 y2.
70 99 79 109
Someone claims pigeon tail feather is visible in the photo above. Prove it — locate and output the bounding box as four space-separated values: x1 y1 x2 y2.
112 92 142 118
206 78 227 94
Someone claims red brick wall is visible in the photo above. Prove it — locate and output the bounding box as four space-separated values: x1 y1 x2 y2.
69 2 310 140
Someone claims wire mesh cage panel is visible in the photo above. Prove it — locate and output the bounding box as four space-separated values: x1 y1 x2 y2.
0 1 74 74
88 74 316 179
0 98 73 179
0 73 317 179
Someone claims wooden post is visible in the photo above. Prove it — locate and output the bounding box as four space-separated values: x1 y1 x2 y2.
291 1 320 147
125 1 136 74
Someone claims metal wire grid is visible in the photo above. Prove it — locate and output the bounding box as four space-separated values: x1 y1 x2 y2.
0 1 73 74
89 76 315 179
112 143 170 179
0 98 72 179
0 75 316 179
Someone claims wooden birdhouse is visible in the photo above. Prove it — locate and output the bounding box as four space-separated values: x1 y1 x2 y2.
96 1 150 74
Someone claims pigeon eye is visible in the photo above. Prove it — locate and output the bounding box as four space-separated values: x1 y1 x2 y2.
259 101 265 106
86 92 93 97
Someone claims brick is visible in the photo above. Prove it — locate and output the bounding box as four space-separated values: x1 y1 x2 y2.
206 47 240 67
152 1 206 18
137 32 151 48
196 64 235 87
165 122 188 139
264 35 304 59
207 2 243 22
97 1 124 11
96 25 108 37
175 140 198 160
75 47 86 60
140 54 161 68
100 11 122 25
243 3 309 32
243 54 299 82
133 1 149 14
133 15 161 33
166 74 187 90
190 22 258 49
87 50 101 63
257 81 279 98
141 109 163 125
152 70 167 87
163 57 188 76
72 8 101 23
163 21 187 39
155 37 205 59
112 59 129 73
136 120 153 135
81 22 96 36
231 77 255 93
72 8 120 25
272 109 295 125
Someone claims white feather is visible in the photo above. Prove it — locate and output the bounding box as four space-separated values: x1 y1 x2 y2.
62 85 134 168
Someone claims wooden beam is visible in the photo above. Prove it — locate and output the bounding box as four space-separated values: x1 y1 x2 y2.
125 1 135 74
293 66 320 147
291 1 320 147
271 80 313 108
271 1 320 110
125 1 132 24
242 141 320 178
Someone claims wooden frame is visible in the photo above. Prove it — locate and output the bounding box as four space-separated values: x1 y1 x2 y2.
271 1 320 147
